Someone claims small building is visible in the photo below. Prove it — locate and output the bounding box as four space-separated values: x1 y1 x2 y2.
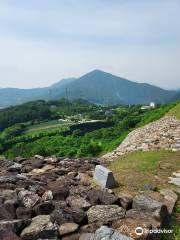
150 102 156 108
141 102 156 110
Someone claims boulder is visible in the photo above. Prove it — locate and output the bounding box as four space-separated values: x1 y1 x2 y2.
71 208 87 225
54 200 67 209
0 174 27 184
50 208 73 225
66 196 91 210
47 182 69 200
30 159 44 168
34 201 54 215
0 219 31 234
160 188 178 214
69 185 91 198
77 173 92 186
18 191 40 208
93 226 132 240
16 207 33 219
8 163 22 172
132 194 169 223
87 189 119 205
0 204 16 220
4 201 17 219
58 222 79 236
20 215 57 240
0 230 22 240
42 190 53 201
87 205 125 224
0 190 18 204
118 193 133 210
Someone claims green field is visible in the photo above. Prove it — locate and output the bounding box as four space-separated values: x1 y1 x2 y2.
167 102 180 119
25 120 73 133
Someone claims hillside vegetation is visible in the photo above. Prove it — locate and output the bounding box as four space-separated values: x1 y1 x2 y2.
166 102 180 119
0 99 176 158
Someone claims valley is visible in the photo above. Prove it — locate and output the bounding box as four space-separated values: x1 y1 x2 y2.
0 98 179 239
0 99 177 159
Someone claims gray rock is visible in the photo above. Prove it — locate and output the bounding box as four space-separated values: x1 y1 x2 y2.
18 190 40 208
132 194 169 224
160 188 178 214
133 194 163 211
0 174 27 184
8 163 22 171
50 208 73 225
87 205 125 224
93 165 117 189
168 176 180 186
142 183 157 191
87 189 119 205
93 226 132 240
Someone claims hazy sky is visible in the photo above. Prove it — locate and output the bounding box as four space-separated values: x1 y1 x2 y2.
0 0 179 89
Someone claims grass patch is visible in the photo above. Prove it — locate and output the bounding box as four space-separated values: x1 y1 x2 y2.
108 150 180 194
166 102 180 120
25 120 72 133
108 150 180 239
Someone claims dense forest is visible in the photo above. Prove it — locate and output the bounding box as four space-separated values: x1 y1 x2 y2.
0 99 178 158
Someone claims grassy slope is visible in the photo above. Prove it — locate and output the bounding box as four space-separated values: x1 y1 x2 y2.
108 150 180 239
166 102 180 119
109 150 180 194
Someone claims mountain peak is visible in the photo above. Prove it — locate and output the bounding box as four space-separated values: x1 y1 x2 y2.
80 69 111 79
90 69 106 74
87 69 108 75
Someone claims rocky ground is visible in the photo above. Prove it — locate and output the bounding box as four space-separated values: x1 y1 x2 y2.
103 116 180 159
0 155 178 240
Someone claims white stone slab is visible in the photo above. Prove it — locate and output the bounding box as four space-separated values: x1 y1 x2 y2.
93 165 117 189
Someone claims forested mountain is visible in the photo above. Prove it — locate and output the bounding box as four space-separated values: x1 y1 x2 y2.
0 70 179 107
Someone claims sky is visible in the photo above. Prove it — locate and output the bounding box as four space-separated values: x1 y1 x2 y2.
0 0 179 89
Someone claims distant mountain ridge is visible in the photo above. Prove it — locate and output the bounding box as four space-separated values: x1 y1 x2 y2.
0 70 179 107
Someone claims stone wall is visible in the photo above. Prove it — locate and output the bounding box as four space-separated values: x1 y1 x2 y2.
103 116 180 159
0 155 177 239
